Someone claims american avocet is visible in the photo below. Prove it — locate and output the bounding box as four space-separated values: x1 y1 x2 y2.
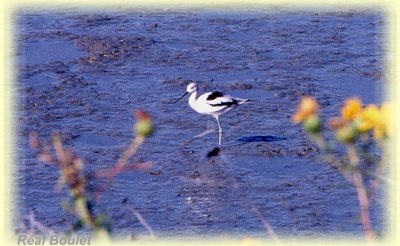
175 82 249 147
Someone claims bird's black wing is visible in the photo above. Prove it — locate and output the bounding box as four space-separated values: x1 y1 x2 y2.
206 92 238 107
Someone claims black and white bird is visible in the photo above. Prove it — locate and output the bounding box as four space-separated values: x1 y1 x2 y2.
174 82 249 147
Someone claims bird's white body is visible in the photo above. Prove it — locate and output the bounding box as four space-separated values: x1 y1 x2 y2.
177 82 248 147
188 91 247 116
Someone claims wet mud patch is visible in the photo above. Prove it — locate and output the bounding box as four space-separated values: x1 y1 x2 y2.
74 35 154 65
15 8 386 238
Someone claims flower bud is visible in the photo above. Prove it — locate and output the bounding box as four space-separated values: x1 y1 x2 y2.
336 124 358 143
303 115 322 133
135 120 153 138
134 110 153 138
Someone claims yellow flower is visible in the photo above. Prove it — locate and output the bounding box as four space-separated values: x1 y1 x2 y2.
373 102 392 140
363 104 380 123
373 127 385 140
341 97 362 121
293 96 319 124
357 104 380 133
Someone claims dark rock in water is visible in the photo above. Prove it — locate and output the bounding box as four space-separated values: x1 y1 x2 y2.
207 147 220 157
149 171 162 175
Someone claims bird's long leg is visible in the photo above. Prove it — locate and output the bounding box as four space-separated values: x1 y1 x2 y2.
215 116 222 147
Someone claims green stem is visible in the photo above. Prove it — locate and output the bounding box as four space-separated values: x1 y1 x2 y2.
312 133 376 239
346 144 375 240
369 140 387 202
118 135 145 167
347 144 359 167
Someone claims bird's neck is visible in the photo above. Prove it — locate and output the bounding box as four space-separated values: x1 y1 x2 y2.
188 91 198 111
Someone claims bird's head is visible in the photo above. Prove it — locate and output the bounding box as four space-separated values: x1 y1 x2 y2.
174 83 198 104
186 82 198 93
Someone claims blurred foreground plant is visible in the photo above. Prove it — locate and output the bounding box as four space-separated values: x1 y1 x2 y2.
29 110 154 238
293 96 392 240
